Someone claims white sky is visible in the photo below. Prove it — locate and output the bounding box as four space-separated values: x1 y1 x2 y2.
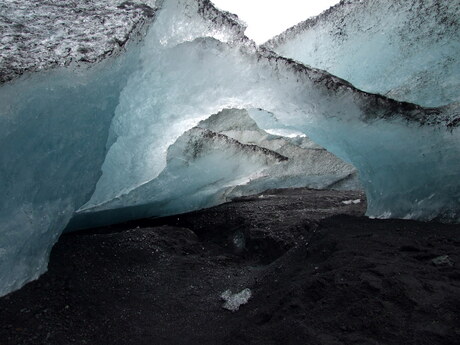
212 0 340 44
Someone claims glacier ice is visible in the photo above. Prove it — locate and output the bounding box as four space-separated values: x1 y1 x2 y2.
71 123 288 228
85 8 459 225
198 109 361 195
70 108 359 230
0 0 459 296
264 0 460 107
0 50 139 296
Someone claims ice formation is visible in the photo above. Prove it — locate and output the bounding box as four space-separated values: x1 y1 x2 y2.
70 109 359 230
0 0 459 296
0 48 142 296
264 0 460 107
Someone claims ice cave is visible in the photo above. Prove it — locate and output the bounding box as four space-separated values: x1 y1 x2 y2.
0 0 459 300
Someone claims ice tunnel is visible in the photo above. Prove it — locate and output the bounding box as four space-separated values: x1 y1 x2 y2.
0 0 459 296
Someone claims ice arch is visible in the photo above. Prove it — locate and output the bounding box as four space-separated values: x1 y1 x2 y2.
69 108 361 230
85 8 459 224
0 0 459 296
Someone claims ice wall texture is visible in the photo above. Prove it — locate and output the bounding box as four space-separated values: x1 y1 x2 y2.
0 0 459 296
264 0 460 107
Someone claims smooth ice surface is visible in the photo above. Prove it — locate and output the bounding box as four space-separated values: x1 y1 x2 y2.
1 0 459 296
0 51 137 296
264 0 460 107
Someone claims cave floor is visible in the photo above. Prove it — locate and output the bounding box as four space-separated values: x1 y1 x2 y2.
0 188 459 345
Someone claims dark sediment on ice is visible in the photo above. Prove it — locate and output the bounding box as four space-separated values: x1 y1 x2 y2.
0 188 459 345
0 0 156 84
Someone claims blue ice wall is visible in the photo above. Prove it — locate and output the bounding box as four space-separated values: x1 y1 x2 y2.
0 49 139 295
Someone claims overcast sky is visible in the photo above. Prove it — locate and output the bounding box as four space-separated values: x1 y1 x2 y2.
211 0 340 44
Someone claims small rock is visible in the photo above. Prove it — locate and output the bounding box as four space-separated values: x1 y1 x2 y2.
231 231 246 254
221 288 252 312
432 255 454 267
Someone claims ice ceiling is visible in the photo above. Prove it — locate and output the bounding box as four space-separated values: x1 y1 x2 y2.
0 0 459 296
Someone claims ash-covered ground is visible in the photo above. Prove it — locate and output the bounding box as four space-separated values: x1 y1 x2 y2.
0 188 459 345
